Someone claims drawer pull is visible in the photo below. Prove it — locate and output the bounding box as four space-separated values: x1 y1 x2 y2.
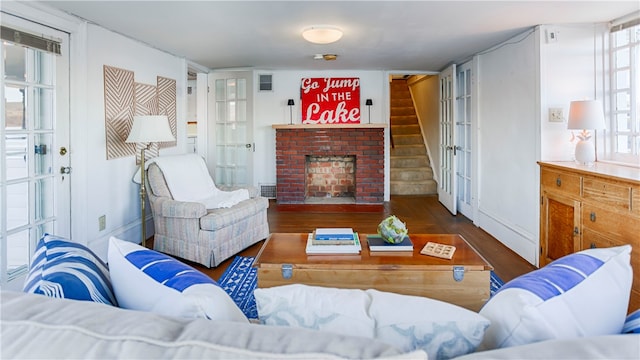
590 212 596 222
590 243 597 249
574 227 580 235
281 264 293 279
556 177 562 187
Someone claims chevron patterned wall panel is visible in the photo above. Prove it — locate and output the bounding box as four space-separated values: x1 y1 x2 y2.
103 65 177 161
103 65 135 160
157 76 177 149
134 82 160 164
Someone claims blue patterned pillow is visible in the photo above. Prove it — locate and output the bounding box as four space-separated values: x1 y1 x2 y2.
623 309 640 334
23 234 117 306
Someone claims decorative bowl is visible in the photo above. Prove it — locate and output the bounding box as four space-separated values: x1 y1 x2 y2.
377 215 408 244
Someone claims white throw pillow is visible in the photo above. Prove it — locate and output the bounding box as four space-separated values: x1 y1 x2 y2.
367 289 490 360
479 245 632 350
107 237 247 322
254 284 375 338
255 284 491 360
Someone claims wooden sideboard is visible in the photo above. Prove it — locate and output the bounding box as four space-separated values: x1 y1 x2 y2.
538 161 640 312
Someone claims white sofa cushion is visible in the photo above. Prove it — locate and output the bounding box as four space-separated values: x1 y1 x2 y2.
255 284 490 360
107 237 247 322
2 290 425 359
254 284 376 338
23 233 117 306
479 245 632 349
368 289 490 359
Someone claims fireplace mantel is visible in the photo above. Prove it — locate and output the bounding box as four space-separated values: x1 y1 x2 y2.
272 124 387 130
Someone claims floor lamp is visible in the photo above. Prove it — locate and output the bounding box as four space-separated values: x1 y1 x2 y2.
126 115 175 247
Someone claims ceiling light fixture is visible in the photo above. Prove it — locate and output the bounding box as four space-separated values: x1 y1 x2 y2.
313 54 338 61
302 26 343 44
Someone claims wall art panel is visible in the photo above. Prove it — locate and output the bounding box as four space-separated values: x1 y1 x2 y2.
157 76 177 148
103 65 135 160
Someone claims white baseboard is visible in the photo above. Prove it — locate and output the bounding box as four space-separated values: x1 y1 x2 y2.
477 208 539 267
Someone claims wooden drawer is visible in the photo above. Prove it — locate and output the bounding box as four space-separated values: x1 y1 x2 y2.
633 187 640 217
581 203 640 243
583 178 631 212
541 168 581 197
581 227 639 313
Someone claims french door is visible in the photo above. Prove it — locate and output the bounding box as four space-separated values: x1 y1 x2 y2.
455 62 474 220
1 14 70 286
207 71 254 187
438 64 457 215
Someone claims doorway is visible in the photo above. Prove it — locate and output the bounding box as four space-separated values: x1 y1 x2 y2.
1 14 70 287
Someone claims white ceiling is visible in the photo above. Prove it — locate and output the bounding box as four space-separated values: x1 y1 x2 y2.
41 1 639 72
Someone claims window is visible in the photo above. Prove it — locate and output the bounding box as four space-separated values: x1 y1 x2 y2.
608 22 640 165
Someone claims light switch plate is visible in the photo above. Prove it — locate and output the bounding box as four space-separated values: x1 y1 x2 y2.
549 108 564 122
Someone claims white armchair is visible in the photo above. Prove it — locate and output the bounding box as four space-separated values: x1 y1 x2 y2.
145 154 269 267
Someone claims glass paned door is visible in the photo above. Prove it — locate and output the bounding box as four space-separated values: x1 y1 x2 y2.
455 62 474 220
208 71 253 187
438 64 457 215
1 14 70 286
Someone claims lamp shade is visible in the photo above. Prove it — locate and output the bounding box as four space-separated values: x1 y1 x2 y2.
302 26 343 44
287 99 295 106
126 115 174 143
365 99 373 106
567 100 606 130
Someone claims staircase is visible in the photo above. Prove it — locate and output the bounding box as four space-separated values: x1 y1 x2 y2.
389 79 437 195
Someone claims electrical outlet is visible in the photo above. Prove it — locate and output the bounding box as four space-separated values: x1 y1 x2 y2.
98 215 106 231
549 108 564 122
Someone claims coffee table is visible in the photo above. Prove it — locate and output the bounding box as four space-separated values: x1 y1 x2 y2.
253 233 493 311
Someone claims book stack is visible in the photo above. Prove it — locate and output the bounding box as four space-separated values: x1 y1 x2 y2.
367 235 414 255
306 228 361 254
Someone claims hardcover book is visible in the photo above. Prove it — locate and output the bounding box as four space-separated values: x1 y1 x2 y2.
314 228 355 240
306 233 361 254
366 235 414 252
311 230 357 245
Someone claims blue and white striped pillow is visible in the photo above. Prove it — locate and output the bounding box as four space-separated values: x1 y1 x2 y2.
23 234 117 306
107 237 247 322
479 245 632 350
623 309 640 334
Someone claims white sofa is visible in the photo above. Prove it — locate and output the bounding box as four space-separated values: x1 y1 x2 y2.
2 291 638 359
13 233 640 359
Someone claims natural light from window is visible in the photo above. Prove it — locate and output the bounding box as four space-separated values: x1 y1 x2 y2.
609 23 640 166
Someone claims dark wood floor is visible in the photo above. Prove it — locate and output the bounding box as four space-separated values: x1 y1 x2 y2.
182 195 536 283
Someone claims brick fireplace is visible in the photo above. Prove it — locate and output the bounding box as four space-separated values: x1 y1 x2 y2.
274 124 385 204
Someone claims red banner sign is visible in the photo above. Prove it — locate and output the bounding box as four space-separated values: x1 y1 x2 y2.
300 77 360 124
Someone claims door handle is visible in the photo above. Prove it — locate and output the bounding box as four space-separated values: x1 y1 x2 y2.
60 166 71 174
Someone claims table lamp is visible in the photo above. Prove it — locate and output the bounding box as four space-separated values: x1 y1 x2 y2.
126 115 175 247
567 100 606 166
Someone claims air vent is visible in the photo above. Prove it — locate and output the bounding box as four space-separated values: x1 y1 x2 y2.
260 184 277 199
259 74 272 91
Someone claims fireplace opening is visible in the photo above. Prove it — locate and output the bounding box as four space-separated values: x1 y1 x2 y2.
305 155 356 204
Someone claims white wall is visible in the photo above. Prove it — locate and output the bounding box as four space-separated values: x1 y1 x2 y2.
475 29 541 264
539 24 607 161
80 25 187 258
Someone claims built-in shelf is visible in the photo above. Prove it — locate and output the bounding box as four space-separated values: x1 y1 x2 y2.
272 123 387 129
